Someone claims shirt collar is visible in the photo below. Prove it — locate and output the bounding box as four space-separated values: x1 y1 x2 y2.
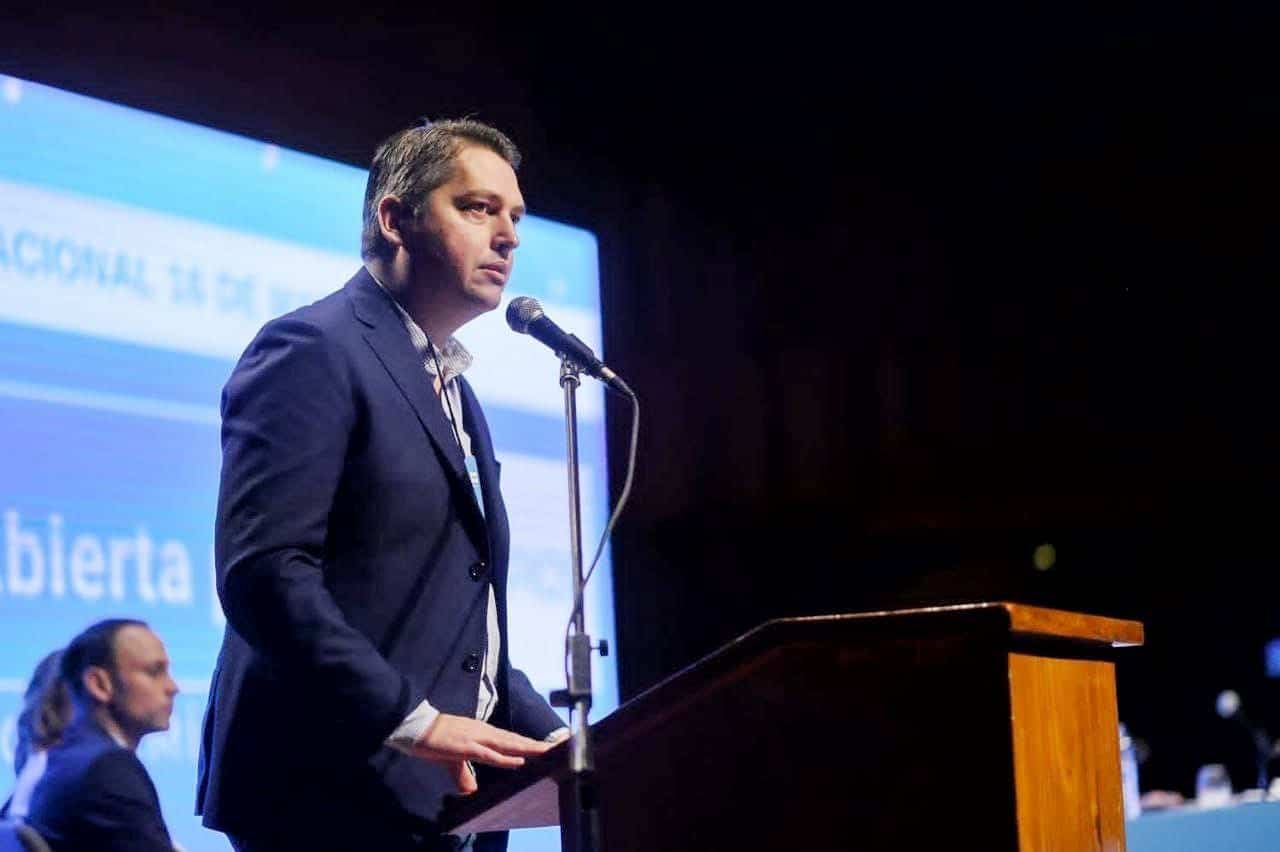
366 267 474 383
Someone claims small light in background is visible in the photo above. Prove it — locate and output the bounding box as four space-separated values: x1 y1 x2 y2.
2 76 22 105
1264 638 1280 678
1216 688 1241 718
261 143 280 172
1032 542 1056 572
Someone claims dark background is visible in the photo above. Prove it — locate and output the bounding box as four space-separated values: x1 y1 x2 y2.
5 2 1277 797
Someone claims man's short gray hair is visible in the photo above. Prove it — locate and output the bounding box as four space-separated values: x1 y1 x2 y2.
360 119 521 260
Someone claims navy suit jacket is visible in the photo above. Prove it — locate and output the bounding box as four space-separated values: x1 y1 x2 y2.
26 718 172 852
196 269 563 840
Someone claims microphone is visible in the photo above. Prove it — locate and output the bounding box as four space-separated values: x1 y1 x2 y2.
506 297 632 395
1217 689 1275 790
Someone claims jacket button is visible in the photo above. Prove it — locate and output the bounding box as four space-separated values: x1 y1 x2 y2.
462 653 481 674
468 561 487 581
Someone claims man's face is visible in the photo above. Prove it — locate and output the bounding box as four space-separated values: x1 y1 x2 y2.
105 625 178 740
404 143 524 319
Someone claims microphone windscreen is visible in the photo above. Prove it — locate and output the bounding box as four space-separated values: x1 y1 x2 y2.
506 296 544 334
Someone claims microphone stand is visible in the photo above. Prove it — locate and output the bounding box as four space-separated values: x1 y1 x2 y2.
549 356 606 852
1251 727 1273 792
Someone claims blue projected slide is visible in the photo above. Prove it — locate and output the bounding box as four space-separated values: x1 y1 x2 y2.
0 75 616 851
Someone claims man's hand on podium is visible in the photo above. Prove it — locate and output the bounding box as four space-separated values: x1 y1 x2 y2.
412 713 555 794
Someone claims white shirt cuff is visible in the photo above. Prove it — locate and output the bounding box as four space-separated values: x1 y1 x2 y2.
385 699 440 755
545 726 570 743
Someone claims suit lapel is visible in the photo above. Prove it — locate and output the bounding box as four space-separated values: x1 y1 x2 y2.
460 376 510 635
346 269 484 529
459 378 503 526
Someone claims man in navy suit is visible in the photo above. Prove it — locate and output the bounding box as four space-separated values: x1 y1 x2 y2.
197 120 567 851
26 618 178 852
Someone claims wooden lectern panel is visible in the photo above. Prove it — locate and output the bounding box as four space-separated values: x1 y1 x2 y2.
444 602 1142 851
1009 653 1125 852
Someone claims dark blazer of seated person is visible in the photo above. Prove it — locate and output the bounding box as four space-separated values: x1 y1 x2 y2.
26 619 178 852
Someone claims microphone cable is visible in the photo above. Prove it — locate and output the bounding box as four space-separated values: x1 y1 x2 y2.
564 380 639 688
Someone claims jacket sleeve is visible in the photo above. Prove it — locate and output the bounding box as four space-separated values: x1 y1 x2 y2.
215 317 418 754
505 665 568 739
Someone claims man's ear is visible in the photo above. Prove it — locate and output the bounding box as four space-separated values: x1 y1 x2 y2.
82 666 114 704
377 195 412 251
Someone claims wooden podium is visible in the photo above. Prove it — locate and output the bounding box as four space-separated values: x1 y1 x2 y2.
442 602 1143 851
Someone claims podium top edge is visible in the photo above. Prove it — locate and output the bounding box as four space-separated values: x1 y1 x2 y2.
757 601 1145 648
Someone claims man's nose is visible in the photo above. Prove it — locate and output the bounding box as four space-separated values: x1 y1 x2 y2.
494 216 519 253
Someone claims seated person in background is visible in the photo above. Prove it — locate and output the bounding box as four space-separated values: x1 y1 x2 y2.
1 650 71 820
25 619 179 852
